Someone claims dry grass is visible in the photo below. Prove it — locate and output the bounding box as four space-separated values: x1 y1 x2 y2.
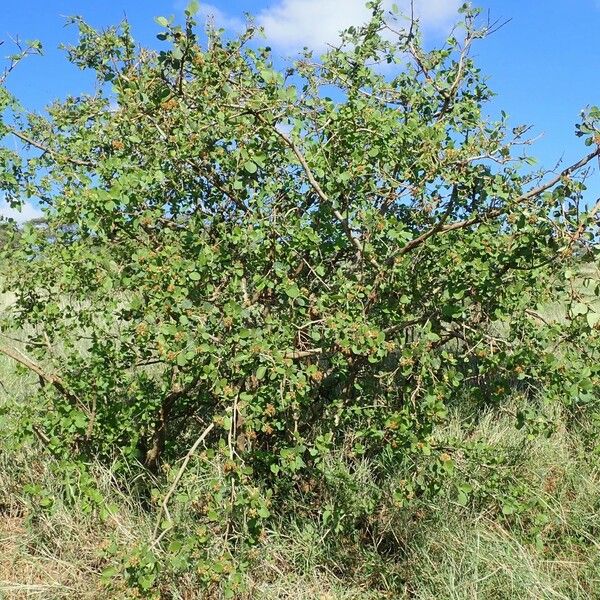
0 514 95 599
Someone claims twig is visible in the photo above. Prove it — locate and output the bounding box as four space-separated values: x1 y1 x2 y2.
32 424 51 446
524 308 551 326
151 421 215 547
0 37 42 85
0 344 86 412
390 147 600 260
283 348 323 359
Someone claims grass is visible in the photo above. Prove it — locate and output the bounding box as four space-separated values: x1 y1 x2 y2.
404 420 600 600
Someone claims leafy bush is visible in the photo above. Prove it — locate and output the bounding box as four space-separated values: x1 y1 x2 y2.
1 1 599 595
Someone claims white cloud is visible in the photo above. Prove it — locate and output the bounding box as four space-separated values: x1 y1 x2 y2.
173 1 460 53
256 0 462 52
0 199 43 224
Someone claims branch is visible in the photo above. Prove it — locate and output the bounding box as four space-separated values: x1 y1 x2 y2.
9 129 95 168
524 308 551 326
517 147 600 203
393 185 458 258
283 348 323 359
151 421 215 547
0 38 42 86
383 318 422 335
264 117 381 269
0 344 85 410
391 147 600 260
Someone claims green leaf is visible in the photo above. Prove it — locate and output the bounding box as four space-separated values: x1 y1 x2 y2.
285 284 300 299
155 16 170 27
138 573 156 591
587 310 600 329
256 365 267 380
502 503 516 515
260 68 278 84
101 566 119 581
243 160 258 174
456 483 472 506
571 302 588 317
442 304 462 319
457 489 468 506
73 412 87 429
185 0 200 16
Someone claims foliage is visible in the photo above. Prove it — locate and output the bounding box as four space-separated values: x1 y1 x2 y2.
0 1 599 595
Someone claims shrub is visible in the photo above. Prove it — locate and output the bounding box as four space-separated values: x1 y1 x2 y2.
0 1 599 594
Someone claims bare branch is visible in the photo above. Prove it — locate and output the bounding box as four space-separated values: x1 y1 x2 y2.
151 421 215 547
0 37 42 86
0 344 86 412
283 348 323 359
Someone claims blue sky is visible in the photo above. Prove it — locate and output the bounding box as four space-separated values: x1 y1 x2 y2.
1 0 599 219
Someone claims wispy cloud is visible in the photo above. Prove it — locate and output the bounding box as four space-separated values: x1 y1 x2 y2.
0 198 42 224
